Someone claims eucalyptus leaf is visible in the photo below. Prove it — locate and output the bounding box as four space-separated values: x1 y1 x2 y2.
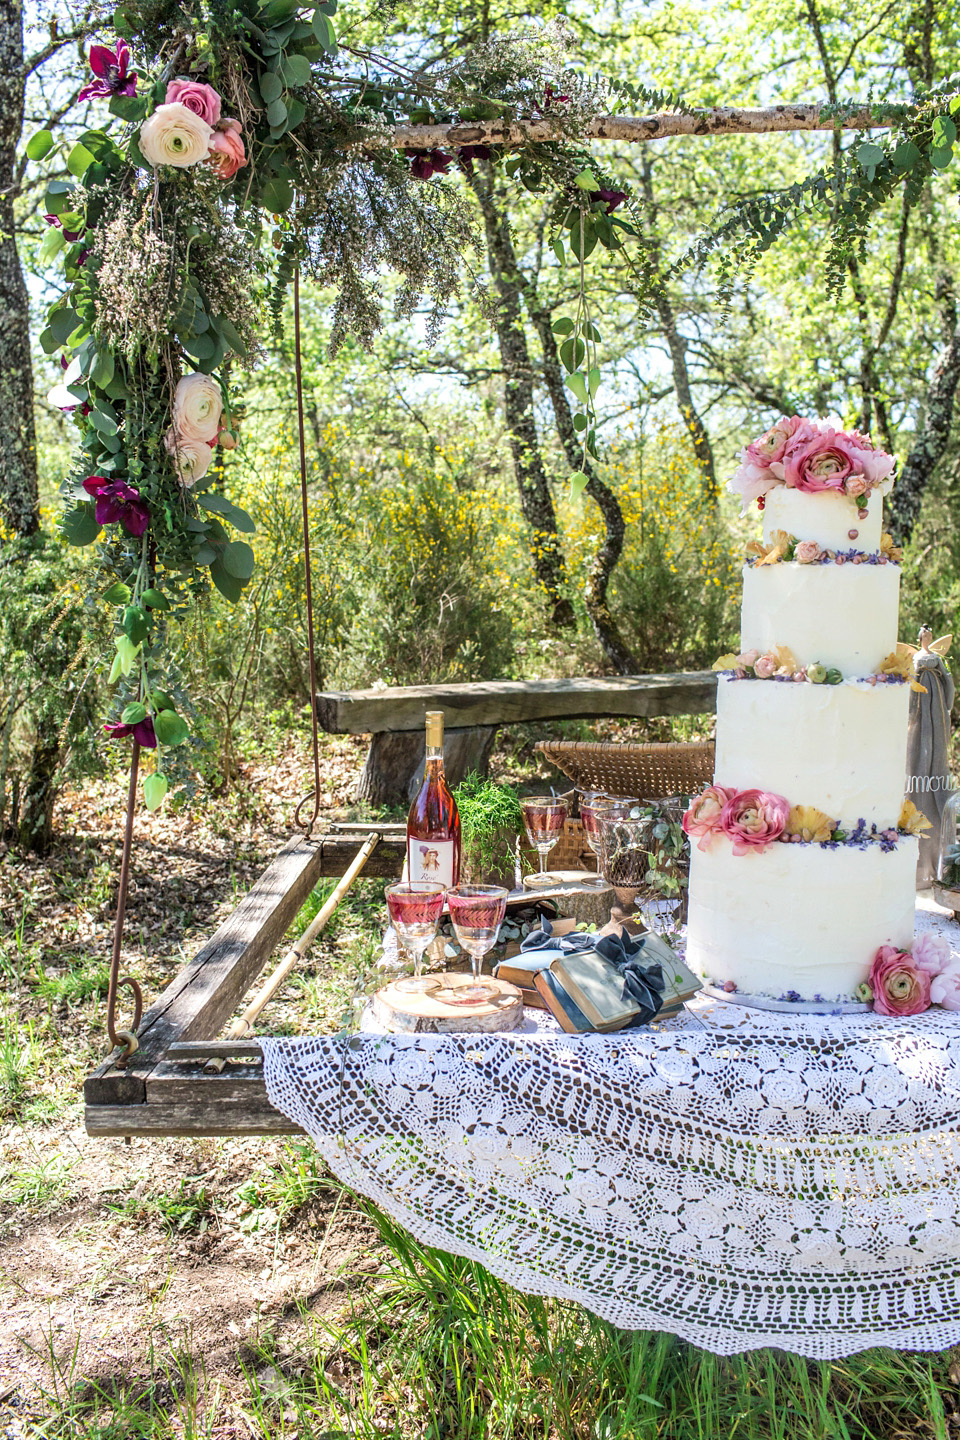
280 53 312 86
61 505 101 546
574 169 599 190
210 557 245 603
141 587 171 611
103 582 131 604
153 710 189 746
222 540 255 580
26 129 54 161
121 701 147 725
143 773 168 811
565 371 589 404
38 228 66 264
266 96 288 129
259 176 293 213
570 472 591 500
67 142 95 177
551 318 575 336
122 605 150 645
49 308 80 344
259 69 284 103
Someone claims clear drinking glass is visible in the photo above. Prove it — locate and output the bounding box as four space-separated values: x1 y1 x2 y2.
578 792 639 887
385 881 445 993
521 795 568 887
598 806 655 914
438 884 509 1004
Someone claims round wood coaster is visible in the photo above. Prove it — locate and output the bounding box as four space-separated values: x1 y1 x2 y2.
371 973 524 1033
521 870 616 928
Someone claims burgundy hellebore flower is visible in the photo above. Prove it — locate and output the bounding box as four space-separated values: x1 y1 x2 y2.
407 148 454 180
79 40 138 102
457 144 492 175
535 83 570 112
104 716 157 748
588 187 628 213
83 475 151 538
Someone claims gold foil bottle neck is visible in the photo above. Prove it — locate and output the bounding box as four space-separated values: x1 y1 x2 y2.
425 711 444 748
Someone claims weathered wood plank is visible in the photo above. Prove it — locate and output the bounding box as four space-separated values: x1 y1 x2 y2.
85 832 328 1108
85 1100 303 1137
315 672 718 734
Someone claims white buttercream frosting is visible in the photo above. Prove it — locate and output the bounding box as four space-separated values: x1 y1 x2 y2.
685 838 918 1002
714 676 909 829
762 487 882 552
741 561 899 675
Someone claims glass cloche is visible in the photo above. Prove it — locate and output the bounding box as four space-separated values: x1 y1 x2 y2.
935 786 960 917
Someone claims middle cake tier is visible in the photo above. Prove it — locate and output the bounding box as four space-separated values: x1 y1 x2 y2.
741 560 899 674
714 675 910 828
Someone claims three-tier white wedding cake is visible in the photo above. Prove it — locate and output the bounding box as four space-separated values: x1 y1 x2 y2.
683 419 924 1007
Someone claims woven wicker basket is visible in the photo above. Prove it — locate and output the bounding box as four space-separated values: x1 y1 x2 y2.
535 740 715 803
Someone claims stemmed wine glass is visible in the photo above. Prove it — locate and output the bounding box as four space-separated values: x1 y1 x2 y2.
435 884 509 1004
385 881 445 993
578 792 639 887
521 795 568 887
598 805 655 914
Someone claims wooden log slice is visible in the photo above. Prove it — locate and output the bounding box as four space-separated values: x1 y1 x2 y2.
521 870 616 929
371 974 524 1033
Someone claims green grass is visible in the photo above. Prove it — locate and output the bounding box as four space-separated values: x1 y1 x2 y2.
105 1177 219 1235
0 1150 78 1209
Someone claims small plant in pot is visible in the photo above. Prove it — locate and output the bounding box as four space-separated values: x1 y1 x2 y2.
454 773 527 887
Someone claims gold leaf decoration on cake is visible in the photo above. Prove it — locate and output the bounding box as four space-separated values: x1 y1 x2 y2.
712 653 738 671
878 645 928 692
772 643 799 675
898 798 932 835
748 529 792 566
880 532 904 563
785 805 838 843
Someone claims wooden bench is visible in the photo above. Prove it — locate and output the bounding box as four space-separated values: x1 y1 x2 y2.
315 672 718 805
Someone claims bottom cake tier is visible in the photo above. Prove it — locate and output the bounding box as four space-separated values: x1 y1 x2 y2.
685 837 918 1003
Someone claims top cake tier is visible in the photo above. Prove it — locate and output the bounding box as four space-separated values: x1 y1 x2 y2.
762 487 881 552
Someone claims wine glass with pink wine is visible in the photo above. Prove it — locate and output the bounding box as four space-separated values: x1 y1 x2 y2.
437 885 509 1005
521 795 568 887
578 792 639 888
385 881 445 994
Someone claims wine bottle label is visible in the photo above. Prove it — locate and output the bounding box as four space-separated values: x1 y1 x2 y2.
408 837 456 887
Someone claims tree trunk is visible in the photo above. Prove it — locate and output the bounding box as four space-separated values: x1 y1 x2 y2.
0 0 38 539
357 726 496 809
887 273 960 544
639 159 718 502
527 299 638 672
1 1 59 855
468 164 575 630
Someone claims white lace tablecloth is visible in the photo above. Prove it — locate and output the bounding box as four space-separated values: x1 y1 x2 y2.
262 899 960 1358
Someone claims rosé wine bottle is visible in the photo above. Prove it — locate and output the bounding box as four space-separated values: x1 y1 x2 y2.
406 711 461 888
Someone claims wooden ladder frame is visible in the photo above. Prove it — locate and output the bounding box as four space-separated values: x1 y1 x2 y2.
83 824 405 1137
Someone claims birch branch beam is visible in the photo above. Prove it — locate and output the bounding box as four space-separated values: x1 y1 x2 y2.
374 105 902 151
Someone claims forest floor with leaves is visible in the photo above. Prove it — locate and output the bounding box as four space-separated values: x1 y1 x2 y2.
2 721 960 1440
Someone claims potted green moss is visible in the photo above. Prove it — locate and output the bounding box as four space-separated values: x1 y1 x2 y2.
454 773 526 888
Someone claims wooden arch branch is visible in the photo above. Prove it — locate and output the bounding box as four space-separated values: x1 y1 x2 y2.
377 104 901 151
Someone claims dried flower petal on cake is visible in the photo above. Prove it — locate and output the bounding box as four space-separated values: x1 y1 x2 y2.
880 532 903 563
898 798 932 835
682 785 735 852
869 945 931 1016
879 646 928 692
720 789 790 854
785 805 837 844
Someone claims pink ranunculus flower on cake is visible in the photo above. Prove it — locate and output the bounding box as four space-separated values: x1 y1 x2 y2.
207 121 247 179
783 427 859 493
140 103 213 169
869 944 931 1017
931 962 960 1011
165 79 222 126
753 653 777 678
172 373 223 444
794 539 822 564
720 788 789 854
682 785 735 852
912 931 951 976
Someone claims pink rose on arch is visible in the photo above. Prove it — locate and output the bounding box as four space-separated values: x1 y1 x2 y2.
912 931 952 976
783 428 859 493
165 78 222 127
753 652 777 678
869 944 931 1017
207 121 247 180
720 788 789 854
931 962 960 1011
682 785 735 852
795 540 822 564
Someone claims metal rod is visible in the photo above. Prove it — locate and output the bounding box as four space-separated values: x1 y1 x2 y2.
202 832 380 1072
105 739 144 1066
292 261 324 836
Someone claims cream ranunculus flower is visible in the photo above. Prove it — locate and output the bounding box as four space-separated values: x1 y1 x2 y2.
140 102 213 169
164 427 213 487
172 373 223 444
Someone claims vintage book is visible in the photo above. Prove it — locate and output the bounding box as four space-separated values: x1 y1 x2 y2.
533 968 597 1033
550 953 644 1031
632 934 701 1016
495 949 563 990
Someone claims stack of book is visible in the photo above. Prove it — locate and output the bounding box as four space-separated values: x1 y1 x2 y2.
496 927 700 1033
